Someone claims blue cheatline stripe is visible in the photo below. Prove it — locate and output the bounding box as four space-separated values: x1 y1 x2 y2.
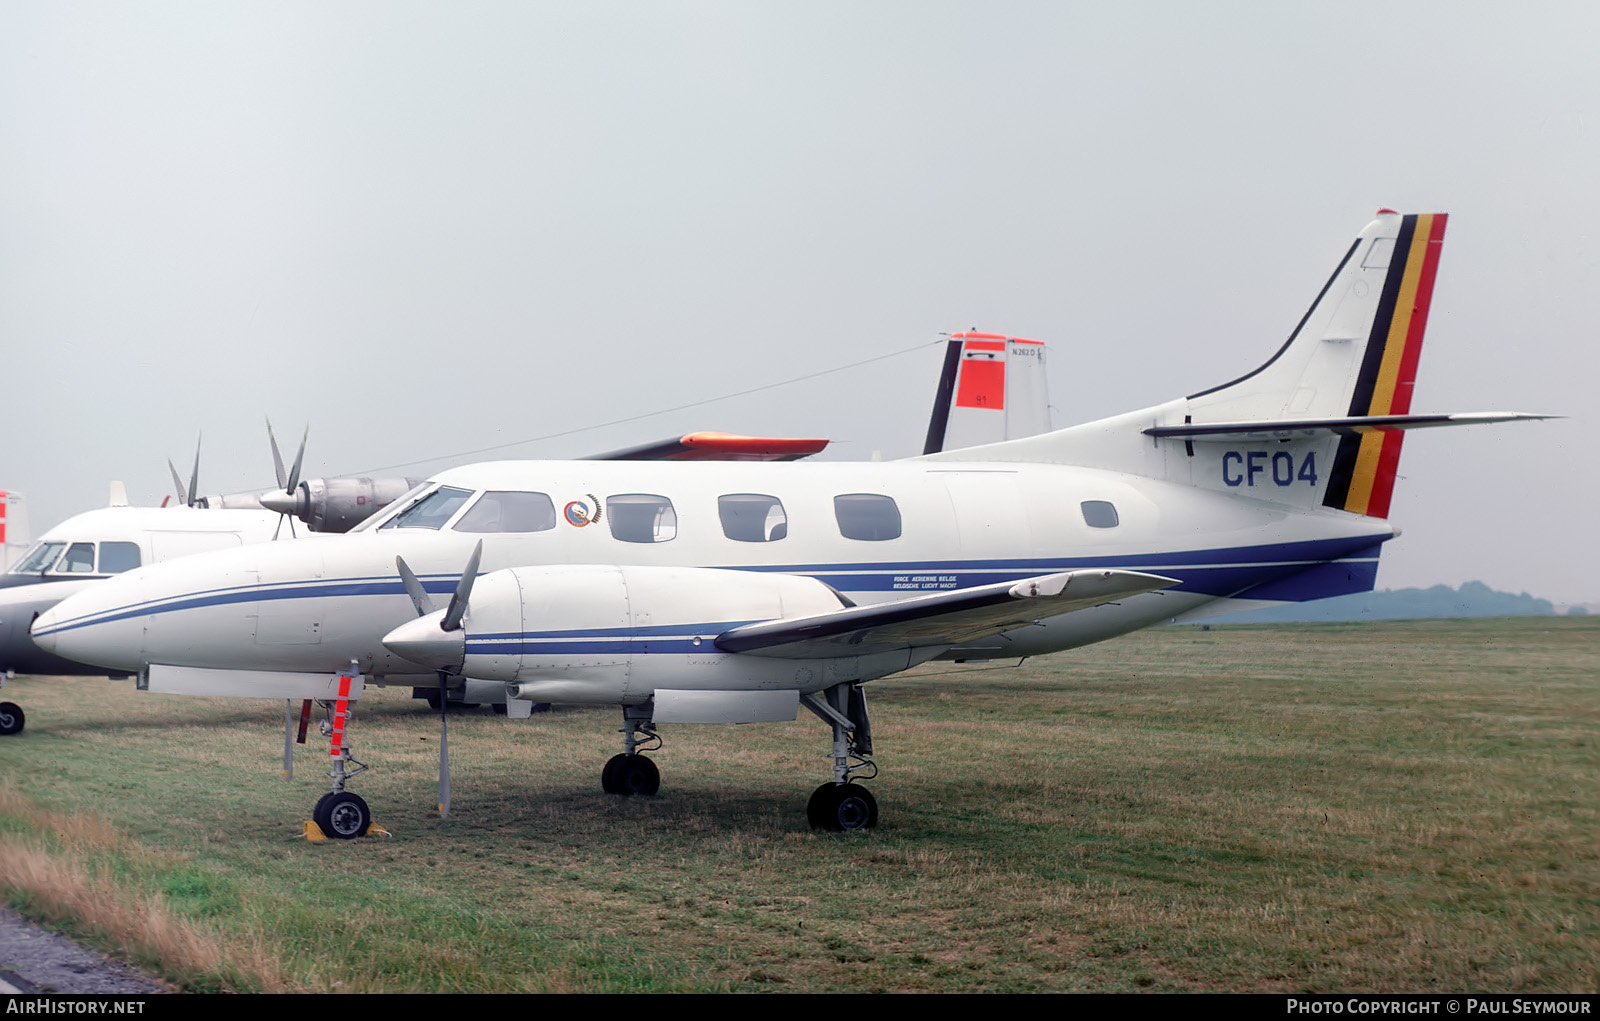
34 533 1391 637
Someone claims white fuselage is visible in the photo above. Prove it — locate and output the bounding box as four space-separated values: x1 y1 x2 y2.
33 457 1393 694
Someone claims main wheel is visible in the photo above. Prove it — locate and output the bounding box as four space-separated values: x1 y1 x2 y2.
0 702 22 736
313 791 371 839
807 782 878 832
601 753 627 794
605 754 660 796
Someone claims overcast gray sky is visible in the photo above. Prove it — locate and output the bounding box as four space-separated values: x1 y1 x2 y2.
2 1 1592 604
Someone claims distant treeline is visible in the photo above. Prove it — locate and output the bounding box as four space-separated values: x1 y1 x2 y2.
1215 580 1572 623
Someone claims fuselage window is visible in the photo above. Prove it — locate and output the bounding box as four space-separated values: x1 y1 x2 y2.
379 486 473 530
99 541 142 574
1081 500 1120 528
56 542 96 573
718 494 788 542
834 494 901 541
453 491 557 533
607 494 677 543
12 542 65 574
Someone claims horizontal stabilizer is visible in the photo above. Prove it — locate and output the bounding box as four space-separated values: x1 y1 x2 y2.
715 569 1177 658
586 431 829 462
1143 412 1555 442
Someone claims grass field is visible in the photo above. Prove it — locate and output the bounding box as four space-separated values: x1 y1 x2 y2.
0 618 1595 993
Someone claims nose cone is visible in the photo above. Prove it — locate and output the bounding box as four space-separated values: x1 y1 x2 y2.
382 611 464 673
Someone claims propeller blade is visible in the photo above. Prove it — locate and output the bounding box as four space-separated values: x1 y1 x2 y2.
167 459 186 508
286 425 308 494
267 417 287 491
437 672 451 819
440 540 483 633
186 434 201 507
396 555 436 617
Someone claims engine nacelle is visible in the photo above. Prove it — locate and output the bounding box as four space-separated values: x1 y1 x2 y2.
423 565 893 705
282 477 420 533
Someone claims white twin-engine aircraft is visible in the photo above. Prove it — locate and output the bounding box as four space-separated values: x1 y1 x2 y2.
33 211 1547 837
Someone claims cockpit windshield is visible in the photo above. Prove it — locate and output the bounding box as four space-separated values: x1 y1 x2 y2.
378 486 474 530
12 542 65 573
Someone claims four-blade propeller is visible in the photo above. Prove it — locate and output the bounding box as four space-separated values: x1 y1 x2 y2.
263 418 309 539
387 540 484 820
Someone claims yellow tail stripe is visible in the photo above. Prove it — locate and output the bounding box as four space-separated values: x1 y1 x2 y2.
1343 214 1436 514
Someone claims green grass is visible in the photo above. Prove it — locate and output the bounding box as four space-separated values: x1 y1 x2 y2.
0 618 1595 992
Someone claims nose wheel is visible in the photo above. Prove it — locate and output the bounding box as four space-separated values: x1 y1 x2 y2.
313 791 371 839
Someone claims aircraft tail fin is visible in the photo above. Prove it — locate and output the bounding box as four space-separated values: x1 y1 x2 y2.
1180 212 1449 517
919 212 1546 521
923 333 1051 454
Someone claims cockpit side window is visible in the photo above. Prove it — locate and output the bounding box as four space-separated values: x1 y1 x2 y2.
453 491 557 533
13 542 65 573
379 486 473 530
100 541 142 574
55 542 96 573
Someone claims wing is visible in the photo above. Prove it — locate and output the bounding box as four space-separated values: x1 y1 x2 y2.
584 431 830 462
715 569 1177 658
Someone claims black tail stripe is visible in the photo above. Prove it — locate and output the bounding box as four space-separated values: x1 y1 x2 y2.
1346 215 1417 417
922 338 964 454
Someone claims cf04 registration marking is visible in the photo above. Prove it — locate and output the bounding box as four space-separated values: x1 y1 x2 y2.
1222 451 1319 488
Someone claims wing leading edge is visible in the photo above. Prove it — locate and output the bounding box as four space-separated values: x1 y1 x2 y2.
715 569 1178 658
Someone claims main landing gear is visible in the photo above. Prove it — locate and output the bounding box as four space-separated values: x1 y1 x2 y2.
801 683 878 832
595 686 881 830
602 703 661 795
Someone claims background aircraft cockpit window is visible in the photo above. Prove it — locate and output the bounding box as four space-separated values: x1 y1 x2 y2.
718 494 788 543
99 541 142 574
56 542 96 573
378 486 473 530
1081 500 1120 528
453 491 557 533
834 494 902 541
12 542 65 573
607 494 677 543
351 480 434 532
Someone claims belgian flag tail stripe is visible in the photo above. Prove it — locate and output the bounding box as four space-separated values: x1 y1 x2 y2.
1322 213 1448 517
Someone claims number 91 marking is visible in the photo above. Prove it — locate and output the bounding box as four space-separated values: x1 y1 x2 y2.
1222 451 1319 488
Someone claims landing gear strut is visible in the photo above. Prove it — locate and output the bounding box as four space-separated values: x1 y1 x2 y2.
602 702 661 795
801 683 878 831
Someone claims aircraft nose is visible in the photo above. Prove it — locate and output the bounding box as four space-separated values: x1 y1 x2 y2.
382 612 464 673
